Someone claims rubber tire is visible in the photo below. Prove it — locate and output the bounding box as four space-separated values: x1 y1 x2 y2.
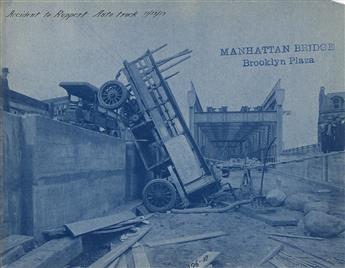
143 179 177 213
98 80 129 109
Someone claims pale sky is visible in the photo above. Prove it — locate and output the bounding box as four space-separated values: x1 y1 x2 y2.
1 0 344 148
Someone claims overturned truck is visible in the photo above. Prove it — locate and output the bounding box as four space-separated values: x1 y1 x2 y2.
60 45 221 212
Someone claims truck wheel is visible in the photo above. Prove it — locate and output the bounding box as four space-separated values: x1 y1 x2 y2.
143 179 177 212
98 80 128 109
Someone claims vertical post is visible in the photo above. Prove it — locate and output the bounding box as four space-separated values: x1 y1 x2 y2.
304 159 309 178
322 155 328 182
275 88 285 160
189 105 195 137
187 87 196 137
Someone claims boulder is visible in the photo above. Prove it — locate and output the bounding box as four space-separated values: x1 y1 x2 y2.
304 202 329 214
285 193 312 211
304 211 345 238
266 189 287 207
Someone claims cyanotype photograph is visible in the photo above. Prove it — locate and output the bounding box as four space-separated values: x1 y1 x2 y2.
0 0 344 267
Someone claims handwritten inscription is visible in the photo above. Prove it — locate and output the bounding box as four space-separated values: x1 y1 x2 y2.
5 9 166 20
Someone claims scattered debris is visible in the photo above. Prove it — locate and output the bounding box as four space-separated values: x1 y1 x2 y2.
65 210 136 237
42 226 68 239
285 193 313 211
304 202 330 214
278 250 327 267
304 211 345 238
268 236 335 265
265 232 324 241
171 199 252 214
146 231 228 248
259 241 334 268
120 228 142 242
186 251 220 268
268 256 289 268
266 189 286 207
132 243 152 268
239 206 298 226
88 226 151 268
258 244 284 266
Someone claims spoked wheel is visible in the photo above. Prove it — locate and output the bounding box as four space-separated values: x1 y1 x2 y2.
98 80 129 109
143 179 177 212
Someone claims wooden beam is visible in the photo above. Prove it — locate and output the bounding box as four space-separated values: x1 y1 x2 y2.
116 254 128 268
90 225 135 235
0 235 34 255
132 244 151 268
269 257 289 268
88 226 151 268
258 244 284 266
145 231 228 248
10 237 82 268
265 232 324 241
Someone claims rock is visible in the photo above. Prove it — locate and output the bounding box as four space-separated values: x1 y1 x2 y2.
266 189 287 207
304 202 329 214
285 193 313 211
304 211 345 238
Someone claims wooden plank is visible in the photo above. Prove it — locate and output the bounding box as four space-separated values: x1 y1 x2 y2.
239 206 298 226
106 257 120 268
132 244 151 268
65 210 136 237
88 226 151 268
116 254 128 268
186 251 220 268
136 204 150 216
146 231 228 248
279 251 323 267
258 244 284 266
269 257 289 268
9 237 82 268
104 214 153 230
0 245 25 266
265 232 324 241
91 225 135 235
0 235 34 255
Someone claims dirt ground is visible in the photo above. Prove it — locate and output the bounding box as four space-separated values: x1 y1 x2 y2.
72 168 345 268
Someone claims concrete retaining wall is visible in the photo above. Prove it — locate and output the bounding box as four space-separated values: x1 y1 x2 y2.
2 113 144 239
2 113 24 237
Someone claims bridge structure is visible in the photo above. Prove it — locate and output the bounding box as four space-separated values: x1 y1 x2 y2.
188 79 285 162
